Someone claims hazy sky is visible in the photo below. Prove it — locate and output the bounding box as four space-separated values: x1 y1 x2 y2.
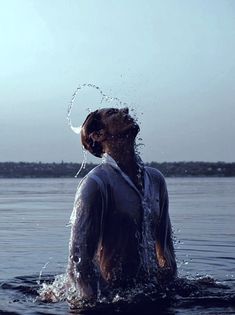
1 0 235 163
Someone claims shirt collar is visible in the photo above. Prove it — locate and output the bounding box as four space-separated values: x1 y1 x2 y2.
102 153 144 170
101 153 146 198
102 153 119 169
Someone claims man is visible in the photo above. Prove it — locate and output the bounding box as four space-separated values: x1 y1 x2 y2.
67 107 177 301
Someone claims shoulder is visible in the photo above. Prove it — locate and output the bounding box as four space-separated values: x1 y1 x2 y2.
86 163 113 184
145 166 166 184
77 164 112 195
145 166 168 196
145 167 169 205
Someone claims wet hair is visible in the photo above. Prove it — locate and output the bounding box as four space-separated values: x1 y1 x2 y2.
81 110 105 158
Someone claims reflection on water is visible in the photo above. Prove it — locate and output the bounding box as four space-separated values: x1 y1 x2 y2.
0 177 235 314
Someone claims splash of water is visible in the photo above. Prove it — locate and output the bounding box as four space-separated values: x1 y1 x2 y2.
37 258 53 286
67 83 130 135
37 272 234 314
38 274 69 303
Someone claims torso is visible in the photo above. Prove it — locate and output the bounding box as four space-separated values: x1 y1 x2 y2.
88 164 163 288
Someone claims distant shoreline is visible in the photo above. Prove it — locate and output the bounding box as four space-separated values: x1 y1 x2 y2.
0 161 235 178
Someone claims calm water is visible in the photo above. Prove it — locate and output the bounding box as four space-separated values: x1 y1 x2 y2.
0 177 235 314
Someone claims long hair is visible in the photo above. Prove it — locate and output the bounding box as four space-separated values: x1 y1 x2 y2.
81 110 105 158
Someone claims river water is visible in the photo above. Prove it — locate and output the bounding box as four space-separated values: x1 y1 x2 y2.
0 177 234 314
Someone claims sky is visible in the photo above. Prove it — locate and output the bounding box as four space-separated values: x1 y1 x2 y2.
1 0 235 163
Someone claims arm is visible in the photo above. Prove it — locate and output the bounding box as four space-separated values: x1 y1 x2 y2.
156 175 177 278
67 176 103 299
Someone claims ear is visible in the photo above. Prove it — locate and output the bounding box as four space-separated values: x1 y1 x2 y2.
89 129 106 143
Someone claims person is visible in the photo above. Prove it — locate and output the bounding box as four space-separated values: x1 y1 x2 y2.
67 107 177 301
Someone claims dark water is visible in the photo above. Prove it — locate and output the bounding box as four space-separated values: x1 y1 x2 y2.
0 177 235 314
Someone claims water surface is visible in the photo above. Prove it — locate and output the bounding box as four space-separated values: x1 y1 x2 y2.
0 177 234 314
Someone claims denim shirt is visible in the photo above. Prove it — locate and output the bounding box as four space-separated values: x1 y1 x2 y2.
67 154 176 297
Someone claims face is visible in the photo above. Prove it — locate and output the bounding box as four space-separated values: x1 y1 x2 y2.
98 107 139 138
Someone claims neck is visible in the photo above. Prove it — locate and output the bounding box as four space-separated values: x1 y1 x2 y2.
111 149 137 171
104 140 140 176
104 138 144 193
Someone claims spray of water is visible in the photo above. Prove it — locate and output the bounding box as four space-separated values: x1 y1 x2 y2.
37 258 53 286
38 274 69 303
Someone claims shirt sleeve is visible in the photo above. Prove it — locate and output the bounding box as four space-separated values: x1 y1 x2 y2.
67 176 103 299
157 175 177 277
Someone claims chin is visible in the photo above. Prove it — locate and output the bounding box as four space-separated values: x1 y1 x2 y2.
122 122 140 138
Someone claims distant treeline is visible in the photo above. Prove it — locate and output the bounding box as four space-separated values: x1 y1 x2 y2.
0 161 235 178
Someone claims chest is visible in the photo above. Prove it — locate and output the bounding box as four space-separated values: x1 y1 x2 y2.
105 172 161 226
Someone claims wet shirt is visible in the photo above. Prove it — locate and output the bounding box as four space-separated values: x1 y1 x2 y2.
67 154 177 297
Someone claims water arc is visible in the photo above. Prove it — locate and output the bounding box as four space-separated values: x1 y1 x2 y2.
67 83 130 135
